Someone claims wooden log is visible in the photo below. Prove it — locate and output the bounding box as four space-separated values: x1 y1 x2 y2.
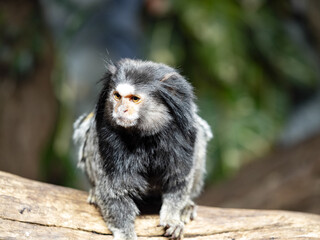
0 171 320 239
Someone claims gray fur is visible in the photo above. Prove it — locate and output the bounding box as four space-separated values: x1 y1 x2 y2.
73 59 212 240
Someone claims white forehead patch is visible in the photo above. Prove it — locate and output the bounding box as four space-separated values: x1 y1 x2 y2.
116 83 135 96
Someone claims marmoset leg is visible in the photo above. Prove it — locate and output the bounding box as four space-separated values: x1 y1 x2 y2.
95 186 139 240
87 188 97 205
180 199 197 224
159 189 190 240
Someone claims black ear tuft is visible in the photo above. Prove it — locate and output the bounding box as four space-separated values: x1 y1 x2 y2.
95 64 116 130
158 74 194 132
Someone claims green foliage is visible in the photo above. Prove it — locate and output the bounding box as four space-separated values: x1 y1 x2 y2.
145 0 317 181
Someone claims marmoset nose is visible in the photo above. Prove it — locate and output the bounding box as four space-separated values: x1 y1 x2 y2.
118 99 130 114
119 105 128 114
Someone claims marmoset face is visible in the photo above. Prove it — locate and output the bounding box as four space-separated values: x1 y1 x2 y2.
110 83 145 128
108 81 172 135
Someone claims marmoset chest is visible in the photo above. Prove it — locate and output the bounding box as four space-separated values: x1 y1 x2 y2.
100 127 195 185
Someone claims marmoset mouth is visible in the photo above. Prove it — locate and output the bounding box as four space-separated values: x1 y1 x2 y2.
116 117 137 128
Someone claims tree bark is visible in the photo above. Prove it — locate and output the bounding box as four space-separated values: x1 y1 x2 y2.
0 171 320 239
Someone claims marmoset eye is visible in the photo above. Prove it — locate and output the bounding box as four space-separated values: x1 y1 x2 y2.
131 95 141 103
113 92 121 101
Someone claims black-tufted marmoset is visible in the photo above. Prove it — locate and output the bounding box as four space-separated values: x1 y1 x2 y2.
73 59 212 240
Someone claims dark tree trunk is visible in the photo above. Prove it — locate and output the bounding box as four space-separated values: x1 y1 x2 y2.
0 0 57 180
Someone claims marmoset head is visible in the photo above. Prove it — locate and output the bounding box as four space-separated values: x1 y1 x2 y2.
96 59 195 135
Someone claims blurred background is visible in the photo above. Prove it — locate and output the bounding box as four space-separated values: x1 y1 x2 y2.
1 0 320 214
